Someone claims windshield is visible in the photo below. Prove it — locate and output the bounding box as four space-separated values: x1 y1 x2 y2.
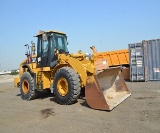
53 33 69 53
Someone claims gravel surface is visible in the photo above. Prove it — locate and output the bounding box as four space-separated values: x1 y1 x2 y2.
0 77 160 133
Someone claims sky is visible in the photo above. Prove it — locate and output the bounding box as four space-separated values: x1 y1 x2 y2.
0 0 160 70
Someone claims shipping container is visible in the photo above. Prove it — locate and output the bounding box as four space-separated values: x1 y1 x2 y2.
129 43 145 81
129 38 160 81
143 39 160 81
95 49 129 67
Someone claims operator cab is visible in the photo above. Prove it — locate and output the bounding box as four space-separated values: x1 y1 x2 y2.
36 30 69 68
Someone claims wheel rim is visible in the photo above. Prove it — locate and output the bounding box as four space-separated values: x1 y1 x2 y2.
57 77 68 96
22 80 29 94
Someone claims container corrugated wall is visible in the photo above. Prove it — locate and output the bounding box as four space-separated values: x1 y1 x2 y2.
143 39 160 81
129 43 145 81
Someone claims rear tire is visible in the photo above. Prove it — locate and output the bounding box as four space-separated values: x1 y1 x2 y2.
54 67 81 105
20 72 37 100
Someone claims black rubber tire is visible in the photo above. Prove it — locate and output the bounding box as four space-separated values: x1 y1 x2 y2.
20 72 37 100
54 67 81 105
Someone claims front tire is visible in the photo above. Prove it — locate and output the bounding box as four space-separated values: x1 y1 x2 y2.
54 67 81 105
20 72 37 100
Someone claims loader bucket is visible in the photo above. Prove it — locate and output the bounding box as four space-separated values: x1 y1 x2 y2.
85 67 131 111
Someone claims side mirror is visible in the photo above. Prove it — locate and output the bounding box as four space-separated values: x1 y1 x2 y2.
24 44 29 56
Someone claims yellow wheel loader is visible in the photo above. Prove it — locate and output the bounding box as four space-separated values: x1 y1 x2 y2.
14 30 131 111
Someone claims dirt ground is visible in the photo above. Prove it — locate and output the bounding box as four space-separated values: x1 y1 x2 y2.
0 76 160 133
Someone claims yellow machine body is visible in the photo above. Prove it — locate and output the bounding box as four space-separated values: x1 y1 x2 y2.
14 30 131 111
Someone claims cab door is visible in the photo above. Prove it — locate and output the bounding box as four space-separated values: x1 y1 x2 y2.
37 34 50 67
41 38 49 67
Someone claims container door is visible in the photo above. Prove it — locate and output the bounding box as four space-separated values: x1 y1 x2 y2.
129 43 145 81
143 39 160 81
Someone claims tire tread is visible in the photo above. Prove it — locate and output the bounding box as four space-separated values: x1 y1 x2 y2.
54 67 81 105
